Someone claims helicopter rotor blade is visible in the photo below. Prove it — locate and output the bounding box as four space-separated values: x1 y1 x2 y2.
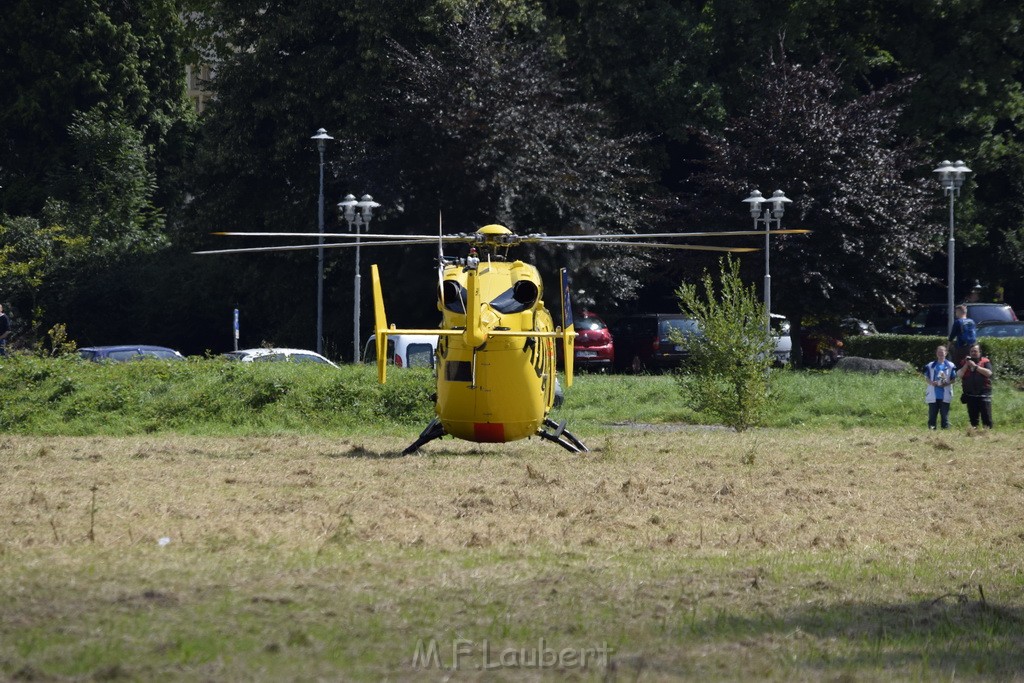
212 231 462 242
536 229 810 241
193 238 443 256
551 240 760 252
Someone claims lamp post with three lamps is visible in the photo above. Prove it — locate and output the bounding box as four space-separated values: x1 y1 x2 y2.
337 194 380 362
743 189 792 336
311 128 334 356
932 160 972 335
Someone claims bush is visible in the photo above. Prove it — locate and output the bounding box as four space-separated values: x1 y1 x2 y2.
674 256 775 431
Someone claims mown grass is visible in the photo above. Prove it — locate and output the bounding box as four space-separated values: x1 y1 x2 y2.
1 431 1023 680
2 356 1023 679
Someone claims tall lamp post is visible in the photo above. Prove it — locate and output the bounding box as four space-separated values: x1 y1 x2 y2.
311 128 334 355
933 160 972 334
743 189 792 335
338 194 380 362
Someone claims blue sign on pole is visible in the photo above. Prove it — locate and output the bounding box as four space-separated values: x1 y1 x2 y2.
233 308 239 350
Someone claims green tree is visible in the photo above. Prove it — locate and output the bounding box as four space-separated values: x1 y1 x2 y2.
691 53 935 365
675 256 774 432
0 0 192 218
385 7 654 305
0 0 193 334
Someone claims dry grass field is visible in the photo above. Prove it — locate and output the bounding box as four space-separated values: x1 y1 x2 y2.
1 427 1023 680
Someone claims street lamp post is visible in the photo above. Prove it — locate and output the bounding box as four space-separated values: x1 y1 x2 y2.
933 160 972 335
338 194 380 362
311 128 334 355
743 189 792 335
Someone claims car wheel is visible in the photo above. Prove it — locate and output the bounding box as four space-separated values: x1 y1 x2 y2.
630 355 646 374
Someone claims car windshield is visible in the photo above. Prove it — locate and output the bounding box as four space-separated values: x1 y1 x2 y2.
970 305 1016 324
574 316 606 331
660 318 700 336
289 353 331 364
106 350 141 361
914 305 1015 327
406 344 435 368
141 349 180 360
979 324 1024 337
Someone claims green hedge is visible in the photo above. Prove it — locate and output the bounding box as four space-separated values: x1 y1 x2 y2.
844 333 1024 378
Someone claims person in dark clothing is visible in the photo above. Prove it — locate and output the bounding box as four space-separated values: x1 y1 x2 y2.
948 304 977 365
959 343 993 429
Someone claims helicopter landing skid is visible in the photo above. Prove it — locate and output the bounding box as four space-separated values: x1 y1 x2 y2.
538 418 589 453
402 417 446 455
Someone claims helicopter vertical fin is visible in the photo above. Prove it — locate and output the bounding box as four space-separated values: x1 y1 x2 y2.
370 264 389 384
560 268 575 388
463 265 488 348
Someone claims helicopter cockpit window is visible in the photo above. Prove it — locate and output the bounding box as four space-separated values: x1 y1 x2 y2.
490 280 539 314
441 281 467 313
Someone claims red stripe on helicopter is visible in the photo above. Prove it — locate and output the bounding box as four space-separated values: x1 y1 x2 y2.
473 423 506 443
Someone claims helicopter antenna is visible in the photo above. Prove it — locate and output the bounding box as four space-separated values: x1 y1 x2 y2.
437 210 445 309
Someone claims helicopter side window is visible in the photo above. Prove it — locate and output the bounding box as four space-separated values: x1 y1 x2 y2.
441 281 468 313
444 360 473 382
490 280 539 314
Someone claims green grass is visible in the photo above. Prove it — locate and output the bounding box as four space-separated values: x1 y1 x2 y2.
3 355 1021 436
2 431 1023 680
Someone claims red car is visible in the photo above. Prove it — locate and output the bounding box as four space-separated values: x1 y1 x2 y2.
572 311 614 372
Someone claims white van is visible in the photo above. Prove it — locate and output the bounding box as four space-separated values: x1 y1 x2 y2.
771 313 792 366
363 334 438 369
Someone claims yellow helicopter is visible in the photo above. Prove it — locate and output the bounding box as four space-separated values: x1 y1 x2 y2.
197 223 808 454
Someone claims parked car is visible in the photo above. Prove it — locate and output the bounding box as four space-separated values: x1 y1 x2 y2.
977 321 1024 338
572 311 614 372
78 345 185 362
223 347 339 367
890 303 1017 335
363 334 438 369
609 313 701 373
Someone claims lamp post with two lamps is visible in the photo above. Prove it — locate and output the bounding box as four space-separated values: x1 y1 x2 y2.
337 194 380 362
311 127 334 356
932 160 972 335
743 189 792 336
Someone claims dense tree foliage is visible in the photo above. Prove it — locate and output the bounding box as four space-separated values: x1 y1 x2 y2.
3 0 1024 355
384 8 653 307
0 0 192 332
691 53 936 365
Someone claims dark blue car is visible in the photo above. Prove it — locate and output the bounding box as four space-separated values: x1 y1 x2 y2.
78 345 185 362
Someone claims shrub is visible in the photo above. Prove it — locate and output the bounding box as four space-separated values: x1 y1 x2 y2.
674 256 775 431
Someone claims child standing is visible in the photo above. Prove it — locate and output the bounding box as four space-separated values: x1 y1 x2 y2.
922 345 957 429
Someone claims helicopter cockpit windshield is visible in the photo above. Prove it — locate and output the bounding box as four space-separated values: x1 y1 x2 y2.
490 280 539 314
441 279 540 315
441 281 468 313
